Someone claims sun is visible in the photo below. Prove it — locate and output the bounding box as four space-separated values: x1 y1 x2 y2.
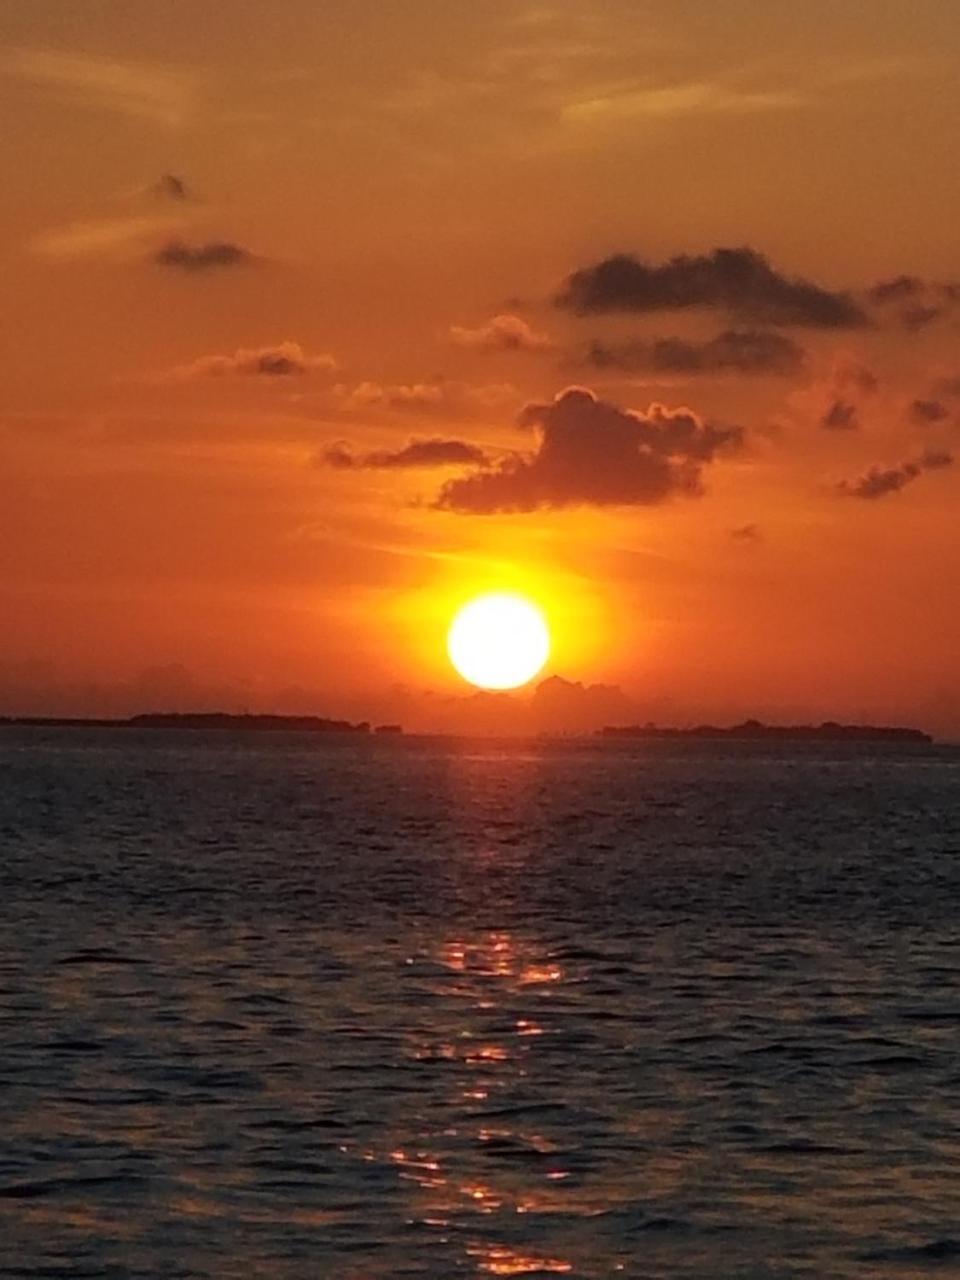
447 592 551 691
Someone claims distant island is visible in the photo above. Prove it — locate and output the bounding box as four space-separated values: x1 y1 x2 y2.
0 713 379 734
0 713 935 744
599 718 932 744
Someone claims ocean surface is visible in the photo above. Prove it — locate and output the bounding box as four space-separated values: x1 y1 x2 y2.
1 728 959 1279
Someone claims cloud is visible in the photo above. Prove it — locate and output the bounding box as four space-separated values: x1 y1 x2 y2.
835 361 880 395
908 398 949 425
584 328 805 377
557 247 867 328
433 385 741 513
153 239 253 271
29 172 198 261
821 399 859 431
327 379 518 420
900 304 943 331
150 173 191 202
531 675 637 735
839 449 953 499
323 438 490 469
922 449 955 470
813 358 878 431
4 47 196 128
866 275 960 329
731 523 761 541
560 80 803 126
867 275 924 305
32 214 184 259
171 343 337 379
450 313 553 352
841 462 919 499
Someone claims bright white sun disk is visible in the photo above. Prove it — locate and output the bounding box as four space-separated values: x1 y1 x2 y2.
447 593 550 690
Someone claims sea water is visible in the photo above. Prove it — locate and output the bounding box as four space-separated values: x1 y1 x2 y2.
0 728 958 1278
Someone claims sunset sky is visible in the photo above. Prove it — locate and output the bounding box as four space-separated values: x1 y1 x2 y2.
3 0 959 733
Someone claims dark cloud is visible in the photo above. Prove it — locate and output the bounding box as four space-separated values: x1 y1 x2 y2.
821 398 859 431
558 247 866 328
839 449 953 499
584 329 805 377
433 386 741 514
323 437 490 470
908 398 949 425
153 239 252 271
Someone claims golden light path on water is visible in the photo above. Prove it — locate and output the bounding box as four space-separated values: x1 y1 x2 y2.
336 925 635 1275
362 934 578 1275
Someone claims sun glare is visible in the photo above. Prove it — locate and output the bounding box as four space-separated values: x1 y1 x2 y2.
447 593 551 691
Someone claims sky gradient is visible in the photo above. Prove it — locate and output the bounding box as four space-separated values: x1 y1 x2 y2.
3 1 959 733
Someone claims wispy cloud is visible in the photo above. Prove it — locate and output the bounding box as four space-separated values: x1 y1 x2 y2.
561 79 803 125
581 329 806 377
29 172 201 260
323 438 491 470
326 380 519 421
31 214 188 260
169 343 337 380
3 47 198 128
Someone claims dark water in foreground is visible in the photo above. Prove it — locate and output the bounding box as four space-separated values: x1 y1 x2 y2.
1 730 959 1279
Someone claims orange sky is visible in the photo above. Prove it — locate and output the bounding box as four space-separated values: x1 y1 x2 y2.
2 1 959 733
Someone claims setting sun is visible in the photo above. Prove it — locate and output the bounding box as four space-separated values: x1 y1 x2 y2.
447 593 551 691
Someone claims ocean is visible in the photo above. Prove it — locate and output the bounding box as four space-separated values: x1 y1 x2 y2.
0 728 958 1278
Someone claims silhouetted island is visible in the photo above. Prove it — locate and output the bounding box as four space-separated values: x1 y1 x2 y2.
0 713 935 743
599 718 932 744
132 713 373 732
0 713 374 733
